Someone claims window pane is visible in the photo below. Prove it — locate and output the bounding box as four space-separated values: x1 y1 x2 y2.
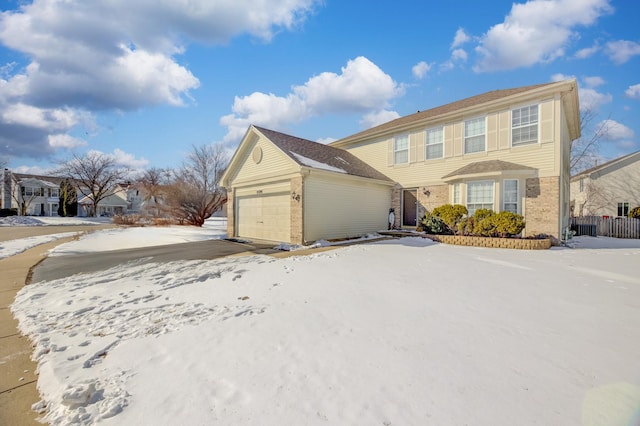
465 118 485 153
512 105 538 146
503 180 518 213
426 144 443 159
467 181 494 215
394 135 408 164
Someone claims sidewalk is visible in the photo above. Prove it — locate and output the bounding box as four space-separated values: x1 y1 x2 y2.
0 225 113 426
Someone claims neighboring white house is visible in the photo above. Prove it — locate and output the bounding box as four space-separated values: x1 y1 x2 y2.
570 150 640 217
1 170 65 216
1 169 141 217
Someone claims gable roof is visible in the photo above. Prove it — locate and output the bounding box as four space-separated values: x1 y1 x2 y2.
253 126 393 182
442 160 536 180
571 150 640 180
332 79 579 147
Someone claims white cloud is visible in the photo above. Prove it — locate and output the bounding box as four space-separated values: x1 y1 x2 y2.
574 44 600 59
604 40 640 65
0 0 320 160
474 0 613 72
85 149 149 170
359 110 400 129
550 73 611 111
598 119 634 140
412 61 432 79
12 165 53 175
451 28 470 49
221 57 403 143
48 134 88 149
625 84 640 99
316 137 337 145
583 76 605 88
451 49 468 62
579 87 613 111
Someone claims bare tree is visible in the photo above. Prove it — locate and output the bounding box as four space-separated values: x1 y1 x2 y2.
56 152 130 217
10 176 43 215
570 108 610 173
166 144 228 226
138 167 172 217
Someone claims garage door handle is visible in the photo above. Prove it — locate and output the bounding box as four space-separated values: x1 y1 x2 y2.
257 221 264 224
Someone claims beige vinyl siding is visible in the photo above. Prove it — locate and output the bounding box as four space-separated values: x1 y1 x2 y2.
304 175 390 242
230 137 298 185
235 180 291 242
344 98 561 188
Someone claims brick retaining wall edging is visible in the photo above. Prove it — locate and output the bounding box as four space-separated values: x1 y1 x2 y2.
426 234 551 250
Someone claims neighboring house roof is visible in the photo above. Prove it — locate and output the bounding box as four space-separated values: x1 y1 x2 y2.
13 173 68 187
571 150 640 180
332 79 580 147
254 126 393 182
442 160 536 179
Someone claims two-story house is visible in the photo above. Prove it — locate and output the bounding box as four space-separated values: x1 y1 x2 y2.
570 150 640 217
1 170 64 216
222 79 581 244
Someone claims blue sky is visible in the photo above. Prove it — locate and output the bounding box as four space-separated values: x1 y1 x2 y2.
0 0 638 174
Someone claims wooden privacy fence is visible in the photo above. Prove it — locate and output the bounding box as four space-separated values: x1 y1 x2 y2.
570 216 640 239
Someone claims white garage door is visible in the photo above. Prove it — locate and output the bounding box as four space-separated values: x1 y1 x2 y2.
236 192 291 242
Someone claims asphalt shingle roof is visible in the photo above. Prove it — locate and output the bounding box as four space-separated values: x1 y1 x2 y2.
333 82 557 145
254 126 393 182
442 160 535 179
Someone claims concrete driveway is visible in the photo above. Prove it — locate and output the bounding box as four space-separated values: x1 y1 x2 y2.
30 238 278 283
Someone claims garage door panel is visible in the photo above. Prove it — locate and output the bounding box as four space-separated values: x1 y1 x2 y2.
236 191 290 242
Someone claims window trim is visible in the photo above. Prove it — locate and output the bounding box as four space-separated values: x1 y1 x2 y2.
511 104 539 147
394 134 409 165
466 180 494 214
425 126 444 160
464 117 486 154
502 179 519 213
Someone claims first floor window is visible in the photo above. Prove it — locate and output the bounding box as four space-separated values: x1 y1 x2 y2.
425 127 444 159
394 135 409 164
452 183 461 205
503 179 518 213
579 178 584 192
618 202 630 217
467 180 494 215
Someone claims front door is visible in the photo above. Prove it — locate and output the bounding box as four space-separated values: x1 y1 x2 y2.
402 189 417 227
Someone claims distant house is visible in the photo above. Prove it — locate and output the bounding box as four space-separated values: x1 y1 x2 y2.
1 171 65 216
223 79 581 244
570 151 640 217
1 169 139 217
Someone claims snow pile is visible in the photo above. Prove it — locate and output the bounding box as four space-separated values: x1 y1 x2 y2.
0 216 110 226
291 152 347 173
10 233 640 425
49 224 227 255
0 232 80 259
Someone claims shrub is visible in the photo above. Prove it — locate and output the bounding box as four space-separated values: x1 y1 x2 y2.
113 214 142 226
471 210 525 237
629 207 640 219
0 208 18 217
418 211 449 234
432 204 468 231
458 217 474 235
492 211 526 237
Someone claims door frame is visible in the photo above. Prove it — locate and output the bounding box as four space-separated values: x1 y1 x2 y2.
402 188 418 228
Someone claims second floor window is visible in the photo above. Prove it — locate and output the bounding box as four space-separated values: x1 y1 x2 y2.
512 105 538 146
464 117 485 154
394 135 409 164
425 127 444 160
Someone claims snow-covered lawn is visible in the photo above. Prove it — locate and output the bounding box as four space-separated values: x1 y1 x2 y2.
8 224 640 425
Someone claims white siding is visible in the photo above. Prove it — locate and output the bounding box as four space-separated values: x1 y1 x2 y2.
304 175 391 242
